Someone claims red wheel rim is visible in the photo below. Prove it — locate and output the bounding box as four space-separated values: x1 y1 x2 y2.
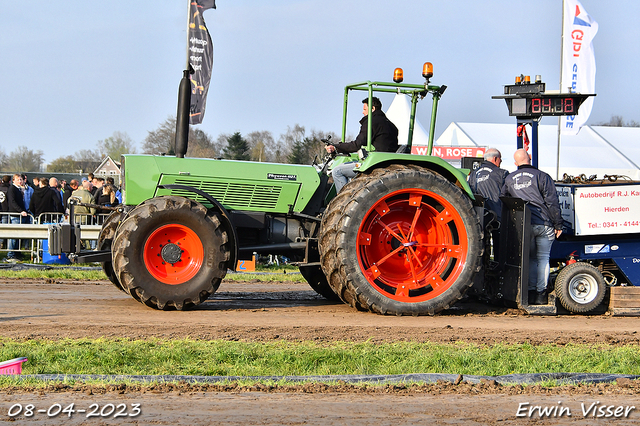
356 188 469 302
143 224 204 285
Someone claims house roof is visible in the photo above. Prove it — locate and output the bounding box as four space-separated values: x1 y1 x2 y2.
93 156 121 174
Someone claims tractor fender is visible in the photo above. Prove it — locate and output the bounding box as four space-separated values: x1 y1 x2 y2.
354 152 475 199
157 184 239 271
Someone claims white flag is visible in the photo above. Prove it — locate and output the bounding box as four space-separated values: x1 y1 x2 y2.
560 0 598 135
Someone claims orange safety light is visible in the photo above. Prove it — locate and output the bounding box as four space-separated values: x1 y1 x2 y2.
393 68 404 83
524 75 531 84
422 62 433 79
515 75 522 84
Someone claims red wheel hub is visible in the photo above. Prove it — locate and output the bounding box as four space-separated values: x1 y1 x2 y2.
356 189 469 302
143 224 204 285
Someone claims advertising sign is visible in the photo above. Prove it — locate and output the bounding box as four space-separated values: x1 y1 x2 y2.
412 146 486 160
573 185 640 235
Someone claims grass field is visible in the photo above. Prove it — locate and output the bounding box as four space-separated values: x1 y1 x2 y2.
1 339 639 385
0 264 305 282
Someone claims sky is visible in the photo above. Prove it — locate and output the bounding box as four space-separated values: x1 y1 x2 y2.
1 0 639 165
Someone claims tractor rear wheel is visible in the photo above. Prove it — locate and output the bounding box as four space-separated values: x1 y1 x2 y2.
112 196 231 310
319 165 483 315
98 210 126 293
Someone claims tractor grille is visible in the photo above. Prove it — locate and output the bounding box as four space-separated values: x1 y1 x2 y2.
171 179 282 210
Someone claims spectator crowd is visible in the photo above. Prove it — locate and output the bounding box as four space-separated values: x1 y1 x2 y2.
0 172 121 262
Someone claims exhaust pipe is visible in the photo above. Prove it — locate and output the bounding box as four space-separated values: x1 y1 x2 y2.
175 69 191 158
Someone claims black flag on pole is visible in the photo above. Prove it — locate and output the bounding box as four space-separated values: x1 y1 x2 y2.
188 0 216 125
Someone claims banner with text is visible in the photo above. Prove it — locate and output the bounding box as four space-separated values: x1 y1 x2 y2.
188 0 216 125
571 185 640 236
412 145 486 160
560 0 598 135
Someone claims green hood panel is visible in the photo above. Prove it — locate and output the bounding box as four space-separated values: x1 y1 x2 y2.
122 155 321 213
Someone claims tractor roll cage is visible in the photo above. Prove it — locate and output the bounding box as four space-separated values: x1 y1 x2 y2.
342 80 447 155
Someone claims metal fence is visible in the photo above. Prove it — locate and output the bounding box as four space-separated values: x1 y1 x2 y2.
0 212 108 262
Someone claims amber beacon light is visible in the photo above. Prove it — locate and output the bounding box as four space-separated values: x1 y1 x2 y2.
422 62 433 80
393 68 404 83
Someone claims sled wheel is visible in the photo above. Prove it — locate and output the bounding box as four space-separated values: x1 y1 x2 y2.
98 210 126 293
112 196 230 310
319 165 482 315
299 265 339 301
556 262 606 313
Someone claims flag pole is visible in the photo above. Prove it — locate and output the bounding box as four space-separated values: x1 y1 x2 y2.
556 0 565 180
175 0 193 158
185 1 192 69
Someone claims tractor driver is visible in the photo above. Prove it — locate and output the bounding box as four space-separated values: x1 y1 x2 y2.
325 97 399 192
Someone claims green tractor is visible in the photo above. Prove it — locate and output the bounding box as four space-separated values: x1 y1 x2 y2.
52 63 483 315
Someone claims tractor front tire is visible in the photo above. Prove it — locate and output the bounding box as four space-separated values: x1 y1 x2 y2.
112 196 230 310
319 165 483 316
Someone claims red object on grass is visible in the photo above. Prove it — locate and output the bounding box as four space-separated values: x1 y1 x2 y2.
0 357 28 375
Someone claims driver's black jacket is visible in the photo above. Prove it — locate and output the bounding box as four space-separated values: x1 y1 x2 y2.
334 110 399 154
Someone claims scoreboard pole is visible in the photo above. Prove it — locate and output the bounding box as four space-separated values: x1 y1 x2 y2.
516 119 539 168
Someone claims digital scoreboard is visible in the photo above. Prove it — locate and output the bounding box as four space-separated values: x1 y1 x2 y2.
502 94 590 117
492 79 594 118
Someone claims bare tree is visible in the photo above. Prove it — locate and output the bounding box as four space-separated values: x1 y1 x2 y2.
74 149 102 162
214 133 230 158
5 146 45 172
596 115 640 127
307 129 340 164
47 155 78 173
142 116 176 155
187 128 217 158
142 116 217 157
246 131 275 162
99 131 137 159
0 147 7 170
274 124 306 164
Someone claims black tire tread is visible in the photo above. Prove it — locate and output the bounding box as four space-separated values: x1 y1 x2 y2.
319 165 483 315
555 262 606 313
112 196 230 310
98 210 127 293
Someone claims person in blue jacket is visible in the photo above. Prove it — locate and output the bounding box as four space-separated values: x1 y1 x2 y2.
501 149 563 305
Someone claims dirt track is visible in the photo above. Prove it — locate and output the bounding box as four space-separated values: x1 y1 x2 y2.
1 277 640 425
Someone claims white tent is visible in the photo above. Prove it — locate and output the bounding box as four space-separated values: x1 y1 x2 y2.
435 122 640 180
385 94 430 147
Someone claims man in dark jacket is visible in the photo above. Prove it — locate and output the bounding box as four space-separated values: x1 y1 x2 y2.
325 97 399 192
0 175 10 249
5 174 29 261
63 179 79 209
501 149 563 305
29 177 64 220
468 148 509 221
468 148 509 261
